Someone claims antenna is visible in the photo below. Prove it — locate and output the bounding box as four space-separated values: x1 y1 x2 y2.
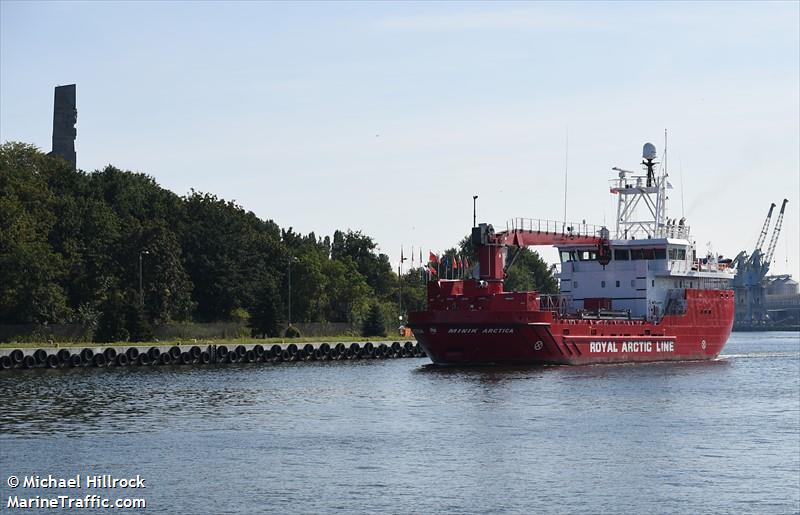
679 157 685 218
664 129 668 177
562 127 569 230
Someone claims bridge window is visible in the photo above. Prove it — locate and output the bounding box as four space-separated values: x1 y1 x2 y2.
560 250 576 263
614 249 629 261
577 250 598 261
615 280 620 287
601 280 606 288
630 248 666 260
668 248 687 260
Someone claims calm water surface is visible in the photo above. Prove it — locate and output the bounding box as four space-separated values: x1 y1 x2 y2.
1 332 798 514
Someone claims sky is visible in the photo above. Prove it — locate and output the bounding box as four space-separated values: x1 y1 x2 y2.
2 1 798 278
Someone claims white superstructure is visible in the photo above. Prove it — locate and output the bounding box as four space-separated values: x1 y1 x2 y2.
556 143 734 320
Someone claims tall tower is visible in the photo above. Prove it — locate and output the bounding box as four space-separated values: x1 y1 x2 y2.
50 84 77 168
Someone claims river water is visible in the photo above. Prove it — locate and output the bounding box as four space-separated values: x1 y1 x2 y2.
1 332 798 514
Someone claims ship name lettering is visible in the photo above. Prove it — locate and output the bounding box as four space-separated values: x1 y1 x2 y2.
621 341 652 353
656 341 674 352
448 328 478 334
589 341 618 353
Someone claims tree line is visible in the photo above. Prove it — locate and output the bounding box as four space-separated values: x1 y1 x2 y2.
0 142 556 342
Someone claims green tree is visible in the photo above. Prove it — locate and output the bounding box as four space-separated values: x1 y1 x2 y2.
249 278 283 338
331 230 394 298
322 257 371 323
362 302 387 337
504 248 558 293
0 143 71 323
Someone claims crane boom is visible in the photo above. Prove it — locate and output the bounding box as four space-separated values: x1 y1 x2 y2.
754 202 776 253
764 199 788 266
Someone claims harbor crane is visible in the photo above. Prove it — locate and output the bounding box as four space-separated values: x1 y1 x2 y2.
732 199 789 327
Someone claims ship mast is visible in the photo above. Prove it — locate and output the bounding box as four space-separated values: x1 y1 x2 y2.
610 142 684 240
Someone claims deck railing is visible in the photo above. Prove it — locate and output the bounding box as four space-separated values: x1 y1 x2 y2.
539 294 571 315
507 218 604 238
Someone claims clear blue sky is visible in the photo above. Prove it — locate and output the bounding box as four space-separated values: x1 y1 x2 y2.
2 1 798 277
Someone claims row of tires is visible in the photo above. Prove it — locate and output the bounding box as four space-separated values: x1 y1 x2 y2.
0 341 426 370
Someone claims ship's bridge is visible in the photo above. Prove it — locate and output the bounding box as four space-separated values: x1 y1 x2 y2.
556 236 733 319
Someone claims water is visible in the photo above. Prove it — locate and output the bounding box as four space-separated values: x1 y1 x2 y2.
1 332 798 514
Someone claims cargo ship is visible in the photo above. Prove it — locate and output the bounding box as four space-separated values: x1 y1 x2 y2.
409 143 735 365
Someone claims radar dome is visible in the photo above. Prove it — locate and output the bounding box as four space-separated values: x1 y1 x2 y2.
642 142 657 160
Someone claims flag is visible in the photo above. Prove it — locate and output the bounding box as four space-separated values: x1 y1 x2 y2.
411 246 415 266
454 256 460 269
401 246 406 262
428 265 437 276
465 256 470 268
429 251 438 263
460 256 465 269
419 248 423 265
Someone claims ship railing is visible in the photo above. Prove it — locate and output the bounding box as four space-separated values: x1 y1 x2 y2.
507 218 604 238
539 294 571 315
616 224 691 240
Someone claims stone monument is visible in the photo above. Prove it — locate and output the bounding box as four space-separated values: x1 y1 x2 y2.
49 84 77 168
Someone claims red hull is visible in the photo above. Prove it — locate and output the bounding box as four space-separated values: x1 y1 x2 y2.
409 289 734 366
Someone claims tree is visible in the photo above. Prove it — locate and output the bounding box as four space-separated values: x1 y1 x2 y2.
322 257 371 323
504 248 558 293
249 278 283 338
0 143 71 323
331 230 395 298
362 302 387 337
